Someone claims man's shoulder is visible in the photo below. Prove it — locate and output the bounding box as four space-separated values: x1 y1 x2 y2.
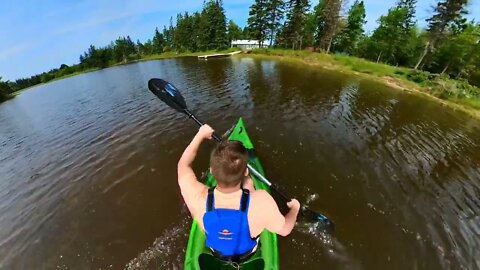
250 189 269 196
250 189 276 206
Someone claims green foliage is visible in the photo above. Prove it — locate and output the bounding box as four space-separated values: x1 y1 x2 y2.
242 26 251 39
468 70 480 88
365 7 410 64
266 0 286 46
427 0 469 38
199 0 228 50
248 0 269 46
152 28 165 54
162 25 174 47
334 0 366 54
315 0 342 52
406 70 432 83
82 45 112 68
313 0 326 46
0 77 12 101
248 0 286 46
405 69 480 100
174 12 195 52
394 69 406 75
398 0 417 29
227 20 243 43
302 12 317 47
279 0 311 49
415 0 469 69
430 23 480 79
113 36 136 63
351 0 423 66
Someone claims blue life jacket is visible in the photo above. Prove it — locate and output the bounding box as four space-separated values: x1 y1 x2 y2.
203 187 258 257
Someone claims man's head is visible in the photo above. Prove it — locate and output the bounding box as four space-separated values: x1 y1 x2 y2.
210 140 248 188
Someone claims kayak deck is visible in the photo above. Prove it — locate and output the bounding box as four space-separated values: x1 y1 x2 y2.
184 118 279 270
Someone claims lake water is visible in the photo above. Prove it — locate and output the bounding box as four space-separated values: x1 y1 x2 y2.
1 56 479 269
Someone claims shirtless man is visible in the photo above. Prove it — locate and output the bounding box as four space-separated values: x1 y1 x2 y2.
177 124 300 261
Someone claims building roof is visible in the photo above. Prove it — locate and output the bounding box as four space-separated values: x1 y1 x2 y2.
231 40 261 45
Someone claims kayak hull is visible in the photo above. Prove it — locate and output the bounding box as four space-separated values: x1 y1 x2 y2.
184 118 279 270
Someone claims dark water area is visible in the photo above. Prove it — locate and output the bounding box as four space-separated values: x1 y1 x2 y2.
1 57 479 270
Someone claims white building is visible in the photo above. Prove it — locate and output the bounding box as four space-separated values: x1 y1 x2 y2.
231 40 268 50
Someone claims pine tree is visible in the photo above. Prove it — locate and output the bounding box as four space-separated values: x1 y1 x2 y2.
153 27 165 53
227 20 244 43
266 0 285 46
334 0 366 54
247 0 269 46
313 0 327 46
143 39 153 55
161 17 175 50
303 11 317 47
281 0 310 49
242 26 251 39
190 12 203 51
113 36 136 63
317 0 342 53
136 40 145 55
414 0 469 69
398 0 417 30
200 0 228 50
174 12 196 52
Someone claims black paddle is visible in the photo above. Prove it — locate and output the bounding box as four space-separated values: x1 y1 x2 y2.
148 78 334 232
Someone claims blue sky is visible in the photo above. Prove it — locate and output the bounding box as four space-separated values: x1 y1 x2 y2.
1 0 478 81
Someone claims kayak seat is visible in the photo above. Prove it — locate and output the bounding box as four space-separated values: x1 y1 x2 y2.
198 253 265 270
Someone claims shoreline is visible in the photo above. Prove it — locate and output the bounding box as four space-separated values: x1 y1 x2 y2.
242 49 480 119
7 49 480 119
8 49 239 96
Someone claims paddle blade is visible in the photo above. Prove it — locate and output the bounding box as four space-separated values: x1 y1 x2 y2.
301 206 335 233
148 78 187 113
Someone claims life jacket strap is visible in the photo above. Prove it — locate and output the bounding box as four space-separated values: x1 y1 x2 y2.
240 189 249 212
206 187 215 212
206 187 250 212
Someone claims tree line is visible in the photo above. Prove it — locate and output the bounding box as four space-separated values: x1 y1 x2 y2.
0 0 230 95
1 0 479 98
247 0 479 88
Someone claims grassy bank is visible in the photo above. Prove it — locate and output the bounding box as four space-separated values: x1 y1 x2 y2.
136 48 240 62
246 49 480 118
10 67 101 96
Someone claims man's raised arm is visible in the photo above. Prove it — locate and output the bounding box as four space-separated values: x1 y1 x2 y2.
177 124 214 188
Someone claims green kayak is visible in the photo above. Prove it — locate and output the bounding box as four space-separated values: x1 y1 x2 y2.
184 118 279 270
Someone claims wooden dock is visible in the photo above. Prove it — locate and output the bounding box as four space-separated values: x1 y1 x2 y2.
198 50 242 60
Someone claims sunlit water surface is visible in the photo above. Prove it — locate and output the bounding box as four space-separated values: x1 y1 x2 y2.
0 57 479 270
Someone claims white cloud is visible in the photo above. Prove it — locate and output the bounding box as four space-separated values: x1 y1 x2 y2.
0 43 33 61
54 0 203 35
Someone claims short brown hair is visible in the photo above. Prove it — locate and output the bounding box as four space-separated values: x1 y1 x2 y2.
210 140 248 188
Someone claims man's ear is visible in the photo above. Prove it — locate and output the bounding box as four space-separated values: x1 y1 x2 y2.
244 167 249 176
